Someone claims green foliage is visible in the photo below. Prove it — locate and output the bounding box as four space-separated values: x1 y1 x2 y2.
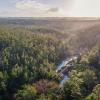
16 85 37 100
80 44 100 69
0 20 100 100
62 70 83 100
85 84 100 100
0 29 69 99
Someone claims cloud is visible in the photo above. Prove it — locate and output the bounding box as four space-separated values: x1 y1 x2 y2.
15 0 50 11
13 0 64 17
47 7 59 13
0 0 68 17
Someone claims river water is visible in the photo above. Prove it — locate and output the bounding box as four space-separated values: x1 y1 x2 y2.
56 56 78 86
56 59 69 85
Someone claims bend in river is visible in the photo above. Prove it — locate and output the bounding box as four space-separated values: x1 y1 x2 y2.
56 56 78 85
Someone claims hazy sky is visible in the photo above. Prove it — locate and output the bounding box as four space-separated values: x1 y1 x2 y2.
0 0 100 17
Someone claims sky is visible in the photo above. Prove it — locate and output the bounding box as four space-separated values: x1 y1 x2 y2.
0 0 100 17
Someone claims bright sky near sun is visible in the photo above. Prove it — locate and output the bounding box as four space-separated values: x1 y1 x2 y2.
0 0 100 17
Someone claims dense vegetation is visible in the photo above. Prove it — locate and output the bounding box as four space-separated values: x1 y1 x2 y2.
0 28 69 100
0 18 100 54
0 18 100 100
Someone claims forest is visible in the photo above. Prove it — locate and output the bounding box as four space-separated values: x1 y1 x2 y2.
0 18 100 100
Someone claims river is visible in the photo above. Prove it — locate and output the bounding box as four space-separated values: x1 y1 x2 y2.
56 56 78 86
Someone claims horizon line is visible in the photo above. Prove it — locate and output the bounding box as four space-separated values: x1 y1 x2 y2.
1 16 100 18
